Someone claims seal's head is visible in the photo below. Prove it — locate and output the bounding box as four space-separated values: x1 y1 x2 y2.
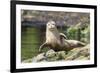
47 21 57 31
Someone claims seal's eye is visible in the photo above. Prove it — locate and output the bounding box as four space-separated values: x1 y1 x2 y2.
52 23 55 25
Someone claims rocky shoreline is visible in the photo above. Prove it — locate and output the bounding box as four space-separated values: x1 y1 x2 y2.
23 44 90 63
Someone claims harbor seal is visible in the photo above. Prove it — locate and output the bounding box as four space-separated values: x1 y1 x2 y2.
39 21 85 52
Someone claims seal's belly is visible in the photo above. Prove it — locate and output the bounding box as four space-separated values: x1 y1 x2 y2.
46 36 60 47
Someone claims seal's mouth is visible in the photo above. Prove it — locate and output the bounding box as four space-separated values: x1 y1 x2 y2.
49 28 55 31
49 25 56 30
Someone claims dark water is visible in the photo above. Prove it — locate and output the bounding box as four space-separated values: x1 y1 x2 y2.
21 26 41 61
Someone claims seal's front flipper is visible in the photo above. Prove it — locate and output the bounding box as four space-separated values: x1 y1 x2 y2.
60 33 67 39
39 42 47 53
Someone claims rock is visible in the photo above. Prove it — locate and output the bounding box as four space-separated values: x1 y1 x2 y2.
22 58 33 63
65 44 90 60
45 49 59 61
23 44 90 62
32 53 46 62
45 50 67 61
57 51 67 59
46 56 59 61
45 49 56 58
75 56 89 60
65 51 80 60
79 44 90 56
